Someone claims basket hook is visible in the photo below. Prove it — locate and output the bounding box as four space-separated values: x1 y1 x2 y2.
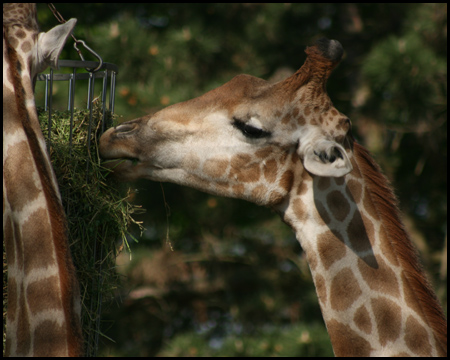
73 39 103 72
48 3 103 72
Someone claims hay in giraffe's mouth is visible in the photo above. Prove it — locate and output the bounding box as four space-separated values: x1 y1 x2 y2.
101 155 154 182
101 158 142 181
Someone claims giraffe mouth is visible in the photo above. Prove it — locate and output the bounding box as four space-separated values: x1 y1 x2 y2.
99 125 142 168
103 157 140 169
100 157 143 182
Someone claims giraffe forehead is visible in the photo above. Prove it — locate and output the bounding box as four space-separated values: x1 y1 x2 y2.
257 101 349 142
152 73 350 141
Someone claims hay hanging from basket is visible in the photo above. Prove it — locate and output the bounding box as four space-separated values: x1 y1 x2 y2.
37 102 144 355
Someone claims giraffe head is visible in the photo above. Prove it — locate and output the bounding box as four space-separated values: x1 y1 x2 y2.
3 3 77 90
99 38 448 356
100 38 353 205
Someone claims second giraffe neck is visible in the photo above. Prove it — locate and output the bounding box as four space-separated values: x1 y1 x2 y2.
3 29 83 356
279 143 446 356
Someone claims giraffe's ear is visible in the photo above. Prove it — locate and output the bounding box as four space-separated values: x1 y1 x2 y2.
35 18 77 73
301 140 353 177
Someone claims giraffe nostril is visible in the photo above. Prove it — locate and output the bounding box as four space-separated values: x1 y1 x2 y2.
115 123 138 134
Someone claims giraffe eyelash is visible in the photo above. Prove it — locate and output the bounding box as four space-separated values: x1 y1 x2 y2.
232 118 271 139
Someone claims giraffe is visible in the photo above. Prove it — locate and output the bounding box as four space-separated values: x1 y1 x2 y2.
3 4 83 356
99 38 447 356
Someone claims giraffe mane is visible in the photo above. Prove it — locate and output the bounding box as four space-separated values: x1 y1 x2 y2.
353 142 447 353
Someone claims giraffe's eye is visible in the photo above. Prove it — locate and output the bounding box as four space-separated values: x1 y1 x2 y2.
233 118 271 139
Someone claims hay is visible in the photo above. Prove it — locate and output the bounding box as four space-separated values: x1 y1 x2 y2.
37 103 144 355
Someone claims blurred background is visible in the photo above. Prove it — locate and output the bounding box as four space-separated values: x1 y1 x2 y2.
35 4 446 356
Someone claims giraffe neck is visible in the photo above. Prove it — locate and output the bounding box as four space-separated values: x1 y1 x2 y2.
279 143 446 357
3 18 83 357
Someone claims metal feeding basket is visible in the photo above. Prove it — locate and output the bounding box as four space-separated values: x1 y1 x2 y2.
36 59 118 154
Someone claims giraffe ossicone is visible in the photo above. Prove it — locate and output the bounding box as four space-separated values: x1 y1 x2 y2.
100 38 446 356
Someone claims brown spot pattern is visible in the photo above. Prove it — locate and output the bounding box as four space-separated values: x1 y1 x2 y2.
315 200 331 225
33 320 67 356
16 289 31 355
327 319 372 356
4 141 41 212
230 154 260 182
347 211 373 255
21 208 55 275
404 316 432 356
297 114 306 125
354 305 372 334
279 170 294 192
371 297 401 346
203 158 228 179
317 230 346 270
268 190 284 204
27 275 61 314
263 159 278 183
326 190 350 222
316 177 330 191
255 147 272 159
251 184 267 200
346 179 362 204
358 256 400 297
330 268 362 311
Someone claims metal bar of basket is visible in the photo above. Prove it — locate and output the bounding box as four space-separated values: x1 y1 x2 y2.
68 68 76 156
85 72 96 181
47 68 54 153
110 70 117 115
44 74 49 111
101 69 108 133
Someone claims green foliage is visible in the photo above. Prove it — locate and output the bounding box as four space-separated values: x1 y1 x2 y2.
362 14 446 126
359 4 447 253
159 323 333 357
